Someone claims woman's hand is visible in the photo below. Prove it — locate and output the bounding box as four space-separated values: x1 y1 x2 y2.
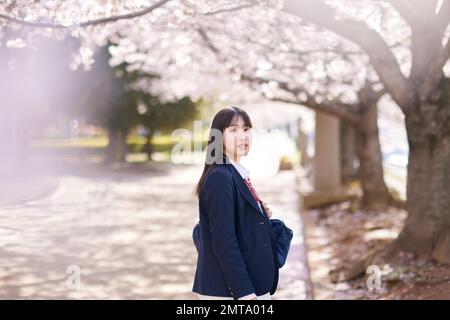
262 201 273 218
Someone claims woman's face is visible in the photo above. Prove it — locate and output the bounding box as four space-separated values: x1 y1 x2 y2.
223 115 252 161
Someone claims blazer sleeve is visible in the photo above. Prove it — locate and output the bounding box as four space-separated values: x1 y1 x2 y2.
203 170 256 299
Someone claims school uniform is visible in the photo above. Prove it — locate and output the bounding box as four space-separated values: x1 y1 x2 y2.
192 156 279 300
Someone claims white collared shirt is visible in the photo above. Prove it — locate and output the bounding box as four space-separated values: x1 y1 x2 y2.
228 158 263 213
228 157 250 179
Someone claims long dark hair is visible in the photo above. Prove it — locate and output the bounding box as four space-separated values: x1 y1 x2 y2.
194 106 253 198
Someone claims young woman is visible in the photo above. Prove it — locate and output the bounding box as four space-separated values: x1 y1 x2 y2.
192 106 279 300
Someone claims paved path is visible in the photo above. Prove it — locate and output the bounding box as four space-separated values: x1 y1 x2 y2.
0 163 311 299
0 176 60 207
252 169 313 299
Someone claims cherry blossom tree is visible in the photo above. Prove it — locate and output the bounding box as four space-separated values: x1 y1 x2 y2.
283 0 450 264
0 1 400 208
3 0 449 264
193 8 398 209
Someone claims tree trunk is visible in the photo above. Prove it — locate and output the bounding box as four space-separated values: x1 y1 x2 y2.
395 107 450 263
0 112 31 175
295 118 308 167
144 127 154 161
355 92 391 209
106 129 128 163
0 112 18 175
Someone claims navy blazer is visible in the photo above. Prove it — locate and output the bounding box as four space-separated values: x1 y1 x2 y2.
192 161 279 299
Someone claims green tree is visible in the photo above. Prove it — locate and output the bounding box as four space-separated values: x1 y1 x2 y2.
77 44 200 162
136 92 200 160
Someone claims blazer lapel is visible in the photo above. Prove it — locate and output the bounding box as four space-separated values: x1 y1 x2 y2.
226 163 265 217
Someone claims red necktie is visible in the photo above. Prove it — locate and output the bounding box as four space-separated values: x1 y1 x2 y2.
244 176 262 203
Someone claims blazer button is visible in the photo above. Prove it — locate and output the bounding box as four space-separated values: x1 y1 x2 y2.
263 243 268 247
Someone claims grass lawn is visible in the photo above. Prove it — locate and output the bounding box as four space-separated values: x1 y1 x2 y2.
28 134 208 164
31 135 181 148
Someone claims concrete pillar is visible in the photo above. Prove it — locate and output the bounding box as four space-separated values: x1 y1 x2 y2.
314 111 341 192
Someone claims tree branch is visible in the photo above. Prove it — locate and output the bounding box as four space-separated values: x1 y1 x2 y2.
203 4 255 16
434 0 450 71
389 0 425 26
270 96 361 124
419 37 450 101
282 0 415 112
0 0 171 29
406 0 450 100
438 35 450 71
197 27 361 124
436 0 450 34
